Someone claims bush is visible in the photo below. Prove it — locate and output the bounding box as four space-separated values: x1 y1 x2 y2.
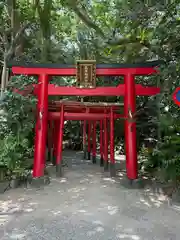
140 111 180 184
0 75 36 179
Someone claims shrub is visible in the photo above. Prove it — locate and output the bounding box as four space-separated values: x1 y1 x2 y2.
0 75 36 178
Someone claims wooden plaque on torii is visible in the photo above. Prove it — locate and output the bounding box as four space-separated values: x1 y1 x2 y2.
76 60 96 88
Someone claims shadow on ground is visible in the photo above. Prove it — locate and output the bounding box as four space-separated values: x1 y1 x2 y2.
0 150 180 240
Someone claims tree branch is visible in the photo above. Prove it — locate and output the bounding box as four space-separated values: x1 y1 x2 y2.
5 22 31 60
67 1 105 37
68 3 147 49
67 1 176 61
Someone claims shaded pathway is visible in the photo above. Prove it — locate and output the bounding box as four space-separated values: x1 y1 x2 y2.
0 151 180 239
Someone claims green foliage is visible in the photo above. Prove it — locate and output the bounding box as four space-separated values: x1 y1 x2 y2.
0 135 32 172
0 75 36 178
140 104 180 183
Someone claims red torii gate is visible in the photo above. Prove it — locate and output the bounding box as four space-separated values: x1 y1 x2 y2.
47 100 124 176
9 61 161 185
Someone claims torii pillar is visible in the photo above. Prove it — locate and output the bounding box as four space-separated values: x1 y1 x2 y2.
124 73 137 180
33 74 49 181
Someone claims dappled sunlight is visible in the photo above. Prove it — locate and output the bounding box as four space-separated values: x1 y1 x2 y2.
85 220 142 239
78 209 87 213
87 174 94 178
117 172 125 177
4 232 27 239
0 214 10 226
80 178 90 183
86 230 98 237
82 211 93 216
89 180 99 184
0 200 25 214
52 177 67 183
86 226 105 237
116 233 140 239
0 197 37 235
93 220 104 225
107 205 119 215
94 226 104 232
67 187 87 193
135 187 169 208
71 193 80 199
0 151 179 239
137 192 167 208
137 198 152 208
102 177 116 183
73 209 93 216
97 202 119 215
51 210 62 216
115 226 140 240
0 199 38 214
85 220 105 236
117 171 126 181
59 178 67 183
23 207 34 213
148 196 165 207
170 204 180 211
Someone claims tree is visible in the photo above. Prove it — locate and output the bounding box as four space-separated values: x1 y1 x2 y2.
0 0 40 96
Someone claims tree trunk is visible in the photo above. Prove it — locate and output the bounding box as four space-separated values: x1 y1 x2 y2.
0 57 8 97
36 0 52 62
6 0 25 57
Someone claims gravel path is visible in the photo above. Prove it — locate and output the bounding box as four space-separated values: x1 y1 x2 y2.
0 151 180 240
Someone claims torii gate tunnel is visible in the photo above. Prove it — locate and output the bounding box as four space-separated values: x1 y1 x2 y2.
10 60 161 181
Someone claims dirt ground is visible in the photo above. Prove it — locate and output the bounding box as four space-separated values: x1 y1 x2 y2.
0 150 180 240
